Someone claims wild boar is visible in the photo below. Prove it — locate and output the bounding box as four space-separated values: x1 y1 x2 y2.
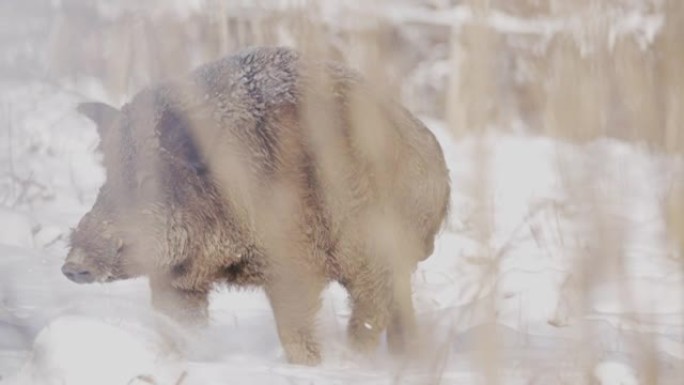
62 46 450 365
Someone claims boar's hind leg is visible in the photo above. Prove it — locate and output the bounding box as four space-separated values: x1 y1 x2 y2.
386 269 417 356
264 270 325 366
344 264 417 356
343 265 394 354
148 274 210 327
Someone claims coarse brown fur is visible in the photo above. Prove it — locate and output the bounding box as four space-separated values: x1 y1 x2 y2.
63 46 450 365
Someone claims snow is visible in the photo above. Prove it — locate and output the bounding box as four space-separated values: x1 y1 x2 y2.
593 361 639 385
10 316 185 385
0 209 35 249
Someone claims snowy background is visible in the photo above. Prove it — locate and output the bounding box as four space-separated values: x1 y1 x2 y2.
1 1 683 384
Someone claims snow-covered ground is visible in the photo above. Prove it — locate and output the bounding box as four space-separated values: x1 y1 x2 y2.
0 81 682 385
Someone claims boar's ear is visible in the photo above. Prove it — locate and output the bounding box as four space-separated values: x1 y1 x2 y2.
77 102 121 135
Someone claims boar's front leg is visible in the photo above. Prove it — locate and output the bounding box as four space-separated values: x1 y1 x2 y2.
148 273 210 327
264 268 326 365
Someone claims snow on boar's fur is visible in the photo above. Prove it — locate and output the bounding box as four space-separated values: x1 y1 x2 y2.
62 46 450 365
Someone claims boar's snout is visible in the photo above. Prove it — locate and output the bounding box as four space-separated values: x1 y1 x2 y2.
62 261 95 283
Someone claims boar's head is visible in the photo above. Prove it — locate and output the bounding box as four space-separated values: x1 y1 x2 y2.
62 101 141 283
63 97 197 284
63 191 128 283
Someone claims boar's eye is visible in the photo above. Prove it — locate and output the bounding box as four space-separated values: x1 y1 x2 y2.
136 174 151 190
135 173 160 201
116 238 125 254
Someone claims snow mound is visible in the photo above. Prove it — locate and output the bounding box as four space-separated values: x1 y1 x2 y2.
0 208 35 249
8 315 185 385
593 361 639 385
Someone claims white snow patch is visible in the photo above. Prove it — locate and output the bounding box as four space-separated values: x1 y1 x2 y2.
593 361 639 385
0 208 35 248
8 316 185 385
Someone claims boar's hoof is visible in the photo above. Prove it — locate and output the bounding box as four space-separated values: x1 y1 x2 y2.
61 262 95 284
283 340 322 366
347 319 383 355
